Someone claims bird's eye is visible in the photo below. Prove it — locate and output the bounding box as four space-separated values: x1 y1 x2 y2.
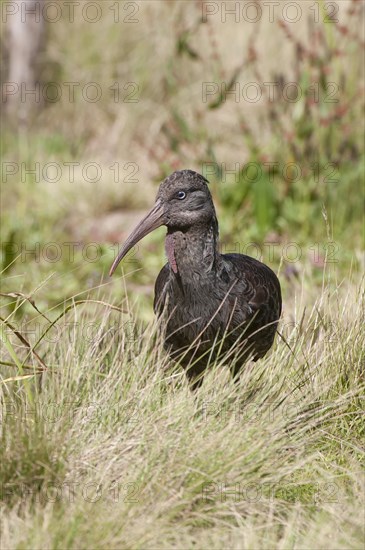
177 191 186 200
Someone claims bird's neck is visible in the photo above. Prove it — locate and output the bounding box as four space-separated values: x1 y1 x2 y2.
165 219 221 282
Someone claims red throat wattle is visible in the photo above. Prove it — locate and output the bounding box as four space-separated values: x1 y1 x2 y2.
165 234 178 274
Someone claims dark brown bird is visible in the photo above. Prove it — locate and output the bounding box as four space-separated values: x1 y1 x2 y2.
110 170 282 388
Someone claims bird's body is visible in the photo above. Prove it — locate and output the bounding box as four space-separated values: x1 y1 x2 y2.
110 170 282 387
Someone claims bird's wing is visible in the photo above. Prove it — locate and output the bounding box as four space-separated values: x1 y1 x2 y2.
223 253 282 320
222 254 282 360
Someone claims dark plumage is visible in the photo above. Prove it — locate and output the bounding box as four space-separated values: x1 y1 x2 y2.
110 170 282 388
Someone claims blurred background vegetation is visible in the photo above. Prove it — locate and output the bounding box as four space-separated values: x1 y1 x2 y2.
1 0 364 318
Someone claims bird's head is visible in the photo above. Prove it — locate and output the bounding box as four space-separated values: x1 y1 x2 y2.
109 170 217 276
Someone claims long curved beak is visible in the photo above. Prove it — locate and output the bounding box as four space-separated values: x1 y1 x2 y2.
109 199 165 276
